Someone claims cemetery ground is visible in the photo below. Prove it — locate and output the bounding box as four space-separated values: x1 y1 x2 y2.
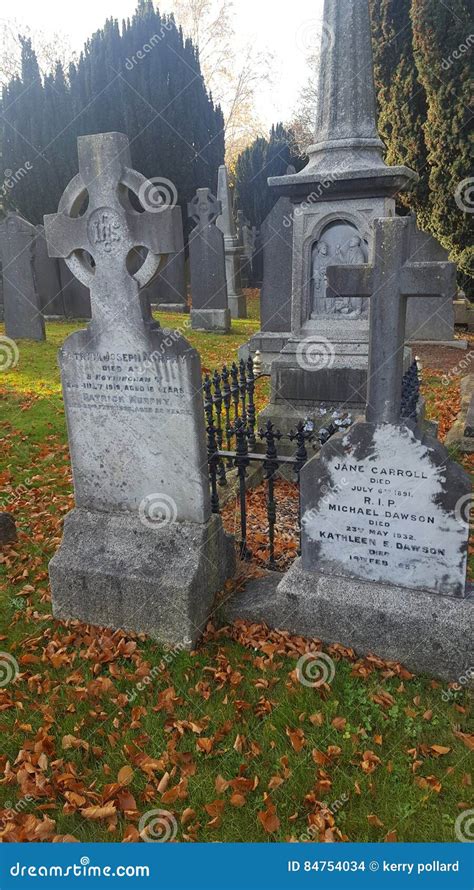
0 308 473 844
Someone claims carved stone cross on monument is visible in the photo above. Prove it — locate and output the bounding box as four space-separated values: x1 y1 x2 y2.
326 216 456 424
44 131 181 332
44 132 234 648
188 187 221 231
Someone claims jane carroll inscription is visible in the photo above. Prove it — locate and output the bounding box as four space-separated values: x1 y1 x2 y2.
62 350 193 417
301 424 468 597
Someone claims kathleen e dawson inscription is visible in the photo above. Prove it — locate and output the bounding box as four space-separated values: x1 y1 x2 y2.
301 423 469 597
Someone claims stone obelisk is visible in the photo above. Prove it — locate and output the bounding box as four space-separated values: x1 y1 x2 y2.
216 165 247 319
258 0 421 441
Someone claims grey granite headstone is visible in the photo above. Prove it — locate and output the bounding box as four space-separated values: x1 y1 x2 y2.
405 225 455 342
216 165 246 318
142 207 187 313
58 257 91 318
260 196 293 333
34 225 65 318
188 188 231 332
1 213 45 341
232 216 472 679
43 132 234 647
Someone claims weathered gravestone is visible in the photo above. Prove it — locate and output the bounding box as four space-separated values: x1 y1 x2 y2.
276 217 473 678
34 225 65 318
1 213 45 341
230 217 473 680
44 132 234 647
238 193 294 370
141 207 188 313
405 223 456 343
58 258 92 318
188 188 231 332
216 165 246 319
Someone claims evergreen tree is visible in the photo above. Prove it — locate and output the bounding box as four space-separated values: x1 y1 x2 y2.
411 0 473 286
369 0 473 293
370 0 430 222
234 123 304 227
0 2 224 224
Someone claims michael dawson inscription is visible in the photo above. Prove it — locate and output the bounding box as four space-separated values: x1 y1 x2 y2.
301 424 469 597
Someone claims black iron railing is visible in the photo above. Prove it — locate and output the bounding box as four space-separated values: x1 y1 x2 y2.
203 358 351 565
202 357 421 566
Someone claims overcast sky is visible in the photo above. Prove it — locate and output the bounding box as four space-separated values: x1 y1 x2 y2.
4 0 324 128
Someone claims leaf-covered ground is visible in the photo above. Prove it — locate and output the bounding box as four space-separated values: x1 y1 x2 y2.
0 315 472 843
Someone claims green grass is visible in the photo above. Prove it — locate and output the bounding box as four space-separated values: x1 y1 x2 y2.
0 317 472 843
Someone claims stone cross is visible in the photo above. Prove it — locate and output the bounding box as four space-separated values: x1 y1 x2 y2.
188 187 221 231
43 132 234 648
44 132 181 332
326 216 456 424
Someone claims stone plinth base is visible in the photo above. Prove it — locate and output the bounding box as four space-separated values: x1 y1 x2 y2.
191 308 231 332
158 303 189 314
238 331 291 372
224 561 473 681
228 293 247 319
50 509 235 648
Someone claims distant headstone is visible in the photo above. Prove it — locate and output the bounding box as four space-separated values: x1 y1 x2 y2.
188 188 231 332
216 165 246 318
142 207 187 313
0 512 17 546
405 225 455 342
59 258 91 318
44 132 234 647
34 225 65 317
1 213 45 341
260 196 294 332
272 217 472 680
236 210 252 287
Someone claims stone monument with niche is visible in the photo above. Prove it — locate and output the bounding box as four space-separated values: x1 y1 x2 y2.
259 0 457 436
230 216 472 680
44 132 234 647
188 187 231 333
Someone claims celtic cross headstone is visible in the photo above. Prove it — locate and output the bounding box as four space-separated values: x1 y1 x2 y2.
44 133 234 646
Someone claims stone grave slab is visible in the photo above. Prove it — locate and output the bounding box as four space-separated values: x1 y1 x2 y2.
1 213 45 341
188 188 230 332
